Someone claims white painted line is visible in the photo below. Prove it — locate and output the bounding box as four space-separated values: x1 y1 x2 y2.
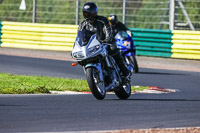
50 91 91 94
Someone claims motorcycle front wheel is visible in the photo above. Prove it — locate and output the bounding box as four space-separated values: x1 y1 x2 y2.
114 82 131 99
129 56 139 73
86 67 106 100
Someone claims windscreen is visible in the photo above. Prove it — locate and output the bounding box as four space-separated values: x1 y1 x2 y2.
76 30 95 46
115 31 128 41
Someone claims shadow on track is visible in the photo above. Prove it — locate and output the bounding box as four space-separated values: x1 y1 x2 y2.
108 98 200 101
138 71 186 76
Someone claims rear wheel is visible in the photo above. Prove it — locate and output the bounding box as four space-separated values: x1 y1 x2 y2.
86 67 106 100
114 82 131 99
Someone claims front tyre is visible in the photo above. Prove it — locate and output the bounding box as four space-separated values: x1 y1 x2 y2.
86 67 106 100
114 82 131 99
129 56 139 73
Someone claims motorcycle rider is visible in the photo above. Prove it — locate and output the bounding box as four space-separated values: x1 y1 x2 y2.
108 14 133 37
78 2 130 79
108 14 136 54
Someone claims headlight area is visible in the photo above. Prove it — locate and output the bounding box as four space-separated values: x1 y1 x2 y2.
88 45 100 55
73 51 84 58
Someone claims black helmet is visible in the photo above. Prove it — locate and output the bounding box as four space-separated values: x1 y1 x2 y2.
82 2 98 23
108 14 118 26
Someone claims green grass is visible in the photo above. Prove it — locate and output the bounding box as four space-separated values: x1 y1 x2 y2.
0 73 148 94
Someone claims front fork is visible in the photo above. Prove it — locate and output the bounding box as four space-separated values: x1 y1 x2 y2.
125 56 134 73
83 62 120 92
83 63 104 83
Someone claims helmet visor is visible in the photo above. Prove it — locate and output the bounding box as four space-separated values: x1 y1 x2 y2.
83 11 91 19
110 20 117 26
83 11 96 22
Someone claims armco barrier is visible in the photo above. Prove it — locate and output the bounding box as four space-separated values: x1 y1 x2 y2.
130 28 200 59
0 21 200 60
171 30 200 60
130 28 173 58
1 21 78 51
0 21 2 46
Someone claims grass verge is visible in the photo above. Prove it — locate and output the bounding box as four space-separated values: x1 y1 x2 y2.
0 73 147 94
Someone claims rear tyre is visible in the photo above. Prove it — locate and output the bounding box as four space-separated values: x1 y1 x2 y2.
86 67 106 100
114 82 131 99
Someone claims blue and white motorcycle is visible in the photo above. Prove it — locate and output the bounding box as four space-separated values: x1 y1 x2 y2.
115 31 139 73
71 30 131 100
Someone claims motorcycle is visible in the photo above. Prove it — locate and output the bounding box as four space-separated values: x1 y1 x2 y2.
71 29 131 100
115 31 139 73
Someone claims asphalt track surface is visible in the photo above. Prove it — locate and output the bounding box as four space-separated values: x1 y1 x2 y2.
0 48 200 132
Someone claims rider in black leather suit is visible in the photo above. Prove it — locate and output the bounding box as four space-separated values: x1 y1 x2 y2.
78 2 130 78
108 14 135 53
108 14 133 37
